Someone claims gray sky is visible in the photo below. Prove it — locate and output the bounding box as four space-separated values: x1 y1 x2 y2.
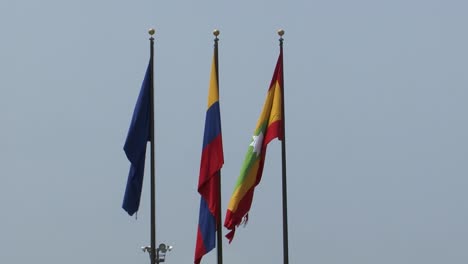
1 0 468 263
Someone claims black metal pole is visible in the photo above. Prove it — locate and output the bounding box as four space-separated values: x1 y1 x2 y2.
278 30 289 264
149 30 157 264
213 29 224 264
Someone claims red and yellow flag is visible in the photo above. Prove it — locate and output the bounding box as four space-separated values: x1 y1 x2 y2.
224 50 283 242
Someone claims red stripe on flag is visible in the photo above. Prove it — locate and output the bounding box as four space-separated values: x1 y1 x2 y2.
194 225 208 264
198 134 223 216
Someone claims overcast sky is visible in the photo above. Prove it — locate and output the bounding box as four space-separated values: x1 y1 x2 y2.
1 0 468 263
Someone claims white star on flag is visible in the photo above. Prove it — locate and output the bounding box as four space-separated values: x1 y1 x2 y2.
250 131 264 156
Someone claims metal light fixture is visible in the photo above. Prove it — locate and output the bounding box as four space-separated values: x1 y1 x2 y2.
142 243 173 263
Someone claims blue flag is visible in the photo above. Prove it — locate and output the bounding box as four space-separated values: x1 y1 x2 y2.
122 62 151 216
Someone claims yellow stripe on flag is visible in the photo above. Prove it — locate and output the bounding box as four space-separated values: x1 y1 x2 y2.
227 159 260 211
207 56 218 109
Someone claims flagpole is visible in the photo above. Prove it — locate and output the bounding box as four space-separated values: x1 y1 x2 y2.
212 28 224 264
148 28 157 264
278 29 289 264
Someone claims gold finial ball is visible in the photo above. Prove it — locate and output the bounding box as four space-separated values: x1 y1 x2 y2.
213 29 220 37
277 29 285 37
148 28 156 36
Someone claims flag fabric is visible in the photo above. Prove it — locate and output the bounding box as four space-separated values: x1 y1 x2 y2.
122 62 152 216
194 53 224 264
224 50 283 242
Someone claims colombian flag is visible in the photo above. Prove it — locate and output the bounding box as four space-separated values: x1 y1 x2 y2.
194 52 224 263
224 50 283 242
